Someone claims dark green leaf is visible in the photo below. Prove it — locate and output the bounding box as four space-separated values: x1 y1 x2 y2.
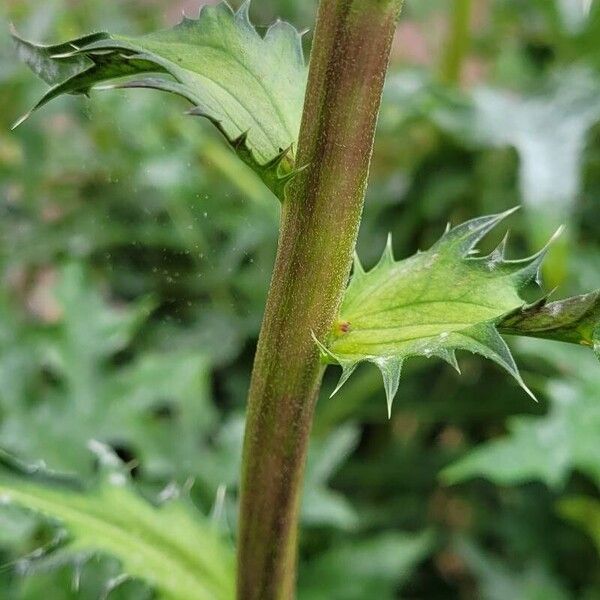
442 348 600 488
299 530 434 600
557 496 600 553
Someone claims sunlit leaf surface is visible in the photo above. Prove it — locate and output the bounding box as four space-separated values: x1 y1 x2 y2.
317 209 558 415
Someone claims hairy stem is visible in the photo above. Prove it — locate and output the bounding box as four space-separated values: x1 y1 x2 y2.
237 1 403 598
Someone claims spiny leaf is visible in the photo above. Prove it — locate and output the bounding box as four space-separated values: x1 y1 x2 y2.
12 1 307 200
0 444 235 600
316 209 567 415
498 291 600 360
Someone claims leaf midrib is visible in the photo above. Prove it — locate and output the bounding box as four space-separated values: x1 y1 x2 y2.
0 484 231 600
342 298 510 322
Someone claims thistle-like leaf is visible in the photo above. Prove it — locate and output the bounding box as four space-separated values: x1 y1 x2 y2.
12 1 307 199
498 291 600 360
317 209 571 415
441 347 600 488
0 445 235 600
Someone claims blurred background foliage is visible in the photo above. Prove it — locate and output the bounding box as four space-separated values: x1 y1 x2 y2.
0 0 599 598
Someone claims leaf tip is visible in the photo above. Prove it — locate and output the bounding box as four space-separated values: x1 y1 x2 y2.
375 358 402 417
384 233 394 262
329 363 358 398
493 230 511 260
501 205 521 218
311 330 334 362
11 111 31 130
235 1 253 27
352 251 365 278
515 374 538 403
375 233 395 268
8 22 21 41
438 348 461 374
438 206 520 256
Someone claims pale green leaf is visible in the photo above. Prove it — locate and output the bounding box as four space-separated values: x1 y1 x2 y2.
472 70 600 221
0 446 235 600
317 209 561 415
556 0 595 33
12 1 307 199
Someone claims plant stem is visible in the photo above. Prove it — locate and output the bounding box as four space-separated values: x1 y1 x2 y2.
237 1 403 598
439 0 472 85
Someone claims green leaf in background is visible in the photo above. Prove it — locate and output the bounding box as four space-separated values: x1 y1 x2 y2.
0 263 217 479
442 346 600 488
470 69 600 283
557 496 600 553
301 425 360 530
471 70 600 223
455 539 570 600
12 1 307 199
316 209 559 415
498 291 600 359
299 530 434 600
556 0 595 34
0 445 235 600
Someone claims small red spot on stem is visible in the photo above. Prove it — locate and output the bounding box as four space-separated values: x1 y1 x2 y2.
339 321 351 333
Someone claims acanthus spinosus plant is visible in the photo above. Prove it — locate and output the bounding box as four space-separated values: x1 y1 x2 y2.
3 1 599 599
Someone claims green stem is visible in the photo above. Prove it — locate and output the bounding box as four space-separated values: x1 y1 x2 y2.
439 0 472 86
237 1 403 599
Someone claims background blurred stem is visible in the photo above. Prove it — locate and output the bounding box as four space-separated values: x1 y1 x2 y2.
201 139 276 210
236 1 403 598
439 0 472 86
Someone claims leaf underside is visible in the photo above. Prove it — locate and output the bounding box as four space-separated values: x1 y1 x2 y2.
316 208 587 416
0 445 234 600
498 291 600 358
12 1 307 200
